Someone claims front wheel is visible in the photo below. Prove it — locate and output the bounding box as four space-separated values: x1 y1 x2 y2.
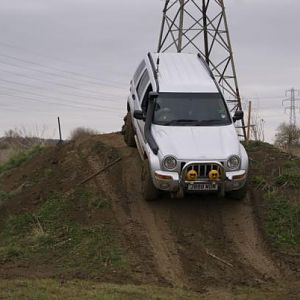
122 112 136 147
141 160 159 201
226 183 248 201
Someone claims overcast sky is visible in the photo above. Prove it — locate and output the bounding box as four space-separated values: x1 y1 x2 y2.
0 0 299 142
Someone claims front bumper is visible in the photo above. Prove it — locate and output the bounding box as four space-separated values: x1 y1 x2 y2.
152 161 247 194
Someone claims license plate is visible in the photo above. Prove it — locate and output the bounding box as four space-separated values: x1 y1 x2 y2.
187 183 218 191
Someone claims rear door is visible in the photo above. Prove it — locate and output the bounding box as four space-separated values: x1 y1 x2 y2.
135 69 152 144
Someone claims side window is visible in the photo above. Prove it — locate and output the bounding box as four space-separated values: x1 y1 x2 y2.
136 70 150 101
141 84 153 113
133 60 146 84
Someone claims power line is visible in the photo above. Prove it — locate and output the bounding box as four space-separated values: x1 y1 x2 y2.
244 96 287 101
0 52 126 90
0 86 121 112
0 77 121 104
0 59 124 97
0 42 127 89
0 61 123 97
0 92 124 114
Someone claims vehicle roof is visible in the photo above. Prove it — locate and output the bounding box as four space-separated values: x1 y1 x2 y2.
149 52 219 93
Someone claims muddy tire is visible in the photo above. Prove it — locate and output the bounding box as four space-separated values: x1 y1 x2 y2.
122 112 136 147
226 183 247 201
141 160 159 201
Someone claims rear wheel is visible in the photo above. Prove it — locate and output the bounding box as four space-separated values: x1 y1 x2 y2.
226 183 247 201
141 160 159 201
122 112 136 147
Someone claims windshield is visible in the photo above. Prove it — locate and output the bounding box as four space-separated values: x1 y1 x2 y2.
153 93 232 126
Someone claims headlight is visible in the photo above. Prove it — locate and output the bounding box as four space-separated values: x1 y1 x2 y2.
163 156 177 170
227 155 240 170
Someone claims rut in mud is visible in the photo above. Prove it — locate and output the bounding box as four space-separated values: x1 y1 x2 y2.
89 133 281 290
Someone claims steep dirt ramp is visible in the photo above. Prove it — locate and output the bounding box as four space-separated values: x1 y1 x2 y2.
120 147 187 288
89 134 187 287
79 135 167 286
90 133 282 289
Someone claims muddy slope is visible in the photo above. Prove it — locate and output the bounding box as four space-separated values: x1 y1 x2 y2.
1 133 299 294
91 134 282 290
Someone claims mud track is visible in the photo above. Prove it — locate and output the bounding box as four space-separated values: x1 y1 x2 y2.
88 134 281 290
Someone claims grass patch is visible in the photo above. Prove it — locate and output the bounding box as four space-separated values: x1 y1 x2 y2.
265 191 300 249
0 190 10 205
0 191 125 274
0 280 202 300
0 279 286 300
275 173 300 187
0 142 9 150
72 188 112 210
0 145 43 174
275 163 300 187
252 175 266 187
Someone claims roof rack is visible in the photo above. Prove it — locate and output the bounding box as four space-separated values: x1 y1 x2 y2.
147 52 160 93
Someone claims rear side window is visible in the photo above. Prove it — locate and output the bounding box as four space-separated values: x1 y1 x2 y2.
133 60 146 83
141 84 153 113
137 70 150 100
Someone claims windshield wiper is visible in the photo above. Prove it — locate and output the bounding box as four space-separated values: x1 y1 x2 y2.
196 119 224 124
163 119 200 125
161 119 227 126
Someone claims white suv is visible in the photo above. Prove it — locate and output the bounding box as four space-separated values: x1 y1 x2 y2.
123 52 248 201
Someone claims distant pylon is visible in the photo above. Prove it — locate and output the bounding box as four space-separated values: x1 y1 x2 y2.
158 0 246 138
282 88 300 126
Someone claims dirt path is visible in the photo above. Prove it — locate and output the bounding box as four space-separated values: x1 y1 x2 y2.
90 135 187 288
87 133 282 290
121 150 187 288
222 195 280 280
222 196 280 279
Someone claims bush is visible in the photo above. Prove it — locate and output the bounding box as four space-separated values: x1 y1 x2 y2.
2 126 52 152
0 145 43 174
69 127 98 141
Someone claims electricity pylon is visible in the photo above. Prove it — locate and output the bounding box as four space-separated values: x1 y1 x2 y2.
158 0 246 138
282 88 300 126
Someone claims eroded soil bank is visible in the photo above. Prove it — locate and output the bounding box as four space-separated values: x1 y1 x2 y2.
0 133 299 298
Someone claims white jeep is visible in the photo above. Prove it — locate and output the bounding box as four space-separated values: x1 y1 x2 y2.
123 52 248 201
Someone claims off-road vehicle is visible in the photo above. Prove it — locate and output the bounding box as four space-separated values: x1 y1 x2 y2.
123 52 248 201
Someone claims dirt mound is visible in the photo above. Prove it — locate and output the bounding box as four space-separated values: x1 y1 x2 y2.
0 133 299 296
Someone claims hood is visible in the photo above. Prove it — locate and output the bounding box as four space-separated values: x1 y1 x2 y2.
151 124 240 160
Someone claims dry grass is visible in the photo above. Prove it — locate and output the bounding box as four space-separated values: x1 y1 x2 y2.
0 279 287 300
69 127 98 141
0 126 54 165
290 146 300 158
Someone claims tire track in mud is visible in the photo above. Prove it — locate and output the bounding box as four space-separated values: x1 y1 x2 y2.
84 150 160 286
88 134 282 289
120 150 187 288
221 195 280 280
92 135 187 287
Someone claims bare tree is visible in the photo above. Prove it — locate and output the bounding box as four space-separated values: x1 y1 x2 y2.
274 123 300 149
250 107 265 142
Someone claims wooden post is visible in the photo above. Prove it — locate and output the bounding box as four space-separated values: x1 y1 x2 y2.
57 117 63 143
246 101 252 142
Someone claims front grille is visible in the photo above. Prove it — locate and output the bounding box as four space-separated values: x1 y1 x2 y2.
184 163 223 179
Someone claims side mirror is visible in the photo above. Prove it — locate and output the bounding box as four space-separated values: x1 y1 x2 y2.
233 110 244 123
133 110 145 120
149 91 159 99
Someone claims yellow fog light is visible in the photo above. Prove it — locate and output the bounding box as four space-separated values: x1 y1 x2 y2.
209 170 220 181
186 170 198 181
